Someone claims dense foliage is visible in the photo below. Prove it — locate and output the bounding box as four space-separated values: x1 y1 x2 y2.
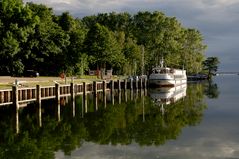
203 56 220 79
0 0 207 76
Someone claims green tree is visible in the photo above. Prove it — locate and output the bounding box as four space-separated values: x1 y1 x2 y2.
57 12 88 75
84 23 125 77
0 0 38 76
203 57 220 79
180 29 207 74
27 3 70 75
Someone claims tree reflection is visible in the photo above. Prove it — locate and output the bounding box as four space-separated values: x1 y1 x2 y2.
0 83 207 158
204 80 220 99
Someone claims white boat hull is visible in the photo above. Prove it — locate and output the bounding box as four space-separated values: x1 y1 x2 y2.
149 78 187 87
149 83 187 105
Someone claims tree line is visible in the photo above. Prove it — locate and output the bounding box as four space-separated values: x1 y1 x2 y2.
0 0 208 76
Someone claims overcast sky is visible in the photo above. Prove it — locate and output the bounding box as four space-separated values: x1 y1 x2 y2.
23 0 239 72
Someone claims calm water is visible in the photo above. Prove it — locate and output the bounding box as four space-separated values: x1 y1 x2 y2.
0 75 239 159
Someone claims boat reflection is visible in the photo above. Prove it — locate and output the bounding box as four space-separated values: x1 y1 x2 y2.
149 84 187 106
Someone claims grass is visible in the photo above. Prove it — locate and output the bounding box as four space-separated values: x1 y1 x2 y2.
0 75 127 90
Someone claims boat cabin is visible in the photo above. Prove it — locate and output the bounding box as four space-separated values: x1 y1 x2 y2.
152 67 175 74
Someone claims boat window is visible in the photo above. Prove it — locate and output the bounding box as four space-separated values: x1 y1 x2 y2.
155 69 160 73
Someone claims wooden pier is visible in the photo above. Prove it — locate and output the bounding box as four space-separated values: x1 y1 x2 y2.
0 79 147 107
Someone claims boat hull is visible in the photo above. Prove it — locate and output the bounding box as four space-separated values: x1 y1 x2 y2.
149 78 187 87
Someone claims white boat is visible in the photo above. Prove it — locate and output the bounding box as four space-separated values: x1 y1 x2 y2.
149 60 187 87
149 84 187 106
149 84 187 115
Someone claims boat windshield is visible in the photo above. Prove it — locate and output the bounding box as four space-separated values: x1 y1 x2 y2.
153 68 174 74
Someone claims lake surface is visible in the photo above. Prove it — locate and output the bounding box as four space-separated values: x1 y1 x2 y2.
0 75 238 159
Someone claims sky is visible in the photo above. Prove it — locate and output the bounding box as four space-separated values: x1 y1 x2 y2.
23 0 239 72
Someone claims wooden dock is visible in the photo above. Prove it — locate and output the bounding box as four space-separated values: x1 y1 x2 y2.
0 79 147 107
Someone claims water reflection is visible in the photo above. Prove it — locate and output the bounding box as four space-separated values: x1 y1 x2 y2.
204 80 220 99
0 82 208 159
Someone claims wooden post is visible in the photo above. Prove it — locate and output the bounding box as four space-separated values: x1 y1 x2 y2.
55 84 60 103
130 78 133 90
70 82 75 117
144 78 147 89
81 94 84 118
12 85 19 134
93 81 98 111
124 79 127 90
36 85 42 127
124 89 128 102
118 80 121 91
140 78 143 89
103 81 107 108
135 78 138 90
111 80 114 105
55 84 60 121
144 87 147 96
123 79 127 102
140 78 143 97
118 91 121 104
12 86 19 111
83 82 87 113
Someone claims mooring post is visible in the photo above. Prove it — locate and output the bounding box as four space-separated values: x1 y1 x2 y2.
124 79 127 90
118 90 122 104
144 78 147 89
55 83 60 103
12 85 19 134
55 83 61 121
83 82 87 113
111 80 115 105
124 88 128 102
103 80 107 108
117 80 121 91
93 81 98 111
130 78 133 90
139 78 143 97
135 78 138 90
36 85 42 127
12 85 19 111
140 78 143 89
70 82 75 117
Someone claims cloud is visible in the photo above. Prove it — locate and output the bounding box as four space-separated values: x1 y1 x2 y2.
54 139 239 159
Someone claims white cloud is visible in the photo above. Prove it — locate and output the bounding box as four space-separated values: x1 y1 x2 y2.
54 139 239 159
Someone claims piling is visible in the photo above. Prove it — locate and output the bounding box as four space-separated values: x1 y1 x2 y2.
83 82 87 113
135 78 138 90
93 81 98 111
103 80 107 108
70 82 75 117
111 80 115 105
12 85 19 134
140 78 143 89
55 84 61 121
130 79 133 90
36 85 42 127
117 80 121 91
